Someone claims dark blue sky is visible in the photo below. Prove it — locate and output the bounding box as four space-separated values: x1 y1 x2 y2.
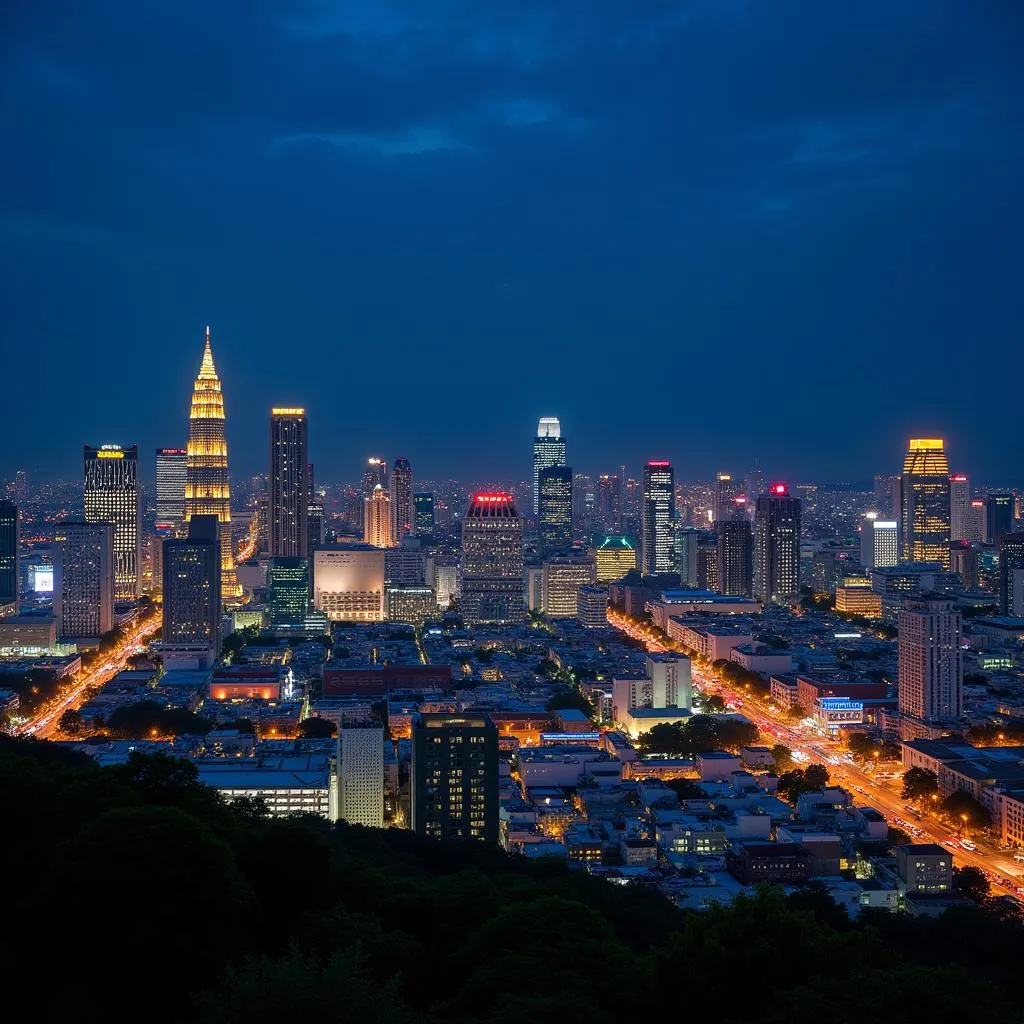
2 1 1021 485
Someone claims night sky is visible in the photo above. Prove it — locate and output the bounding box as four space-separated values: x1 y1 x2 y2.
2 2 1021 485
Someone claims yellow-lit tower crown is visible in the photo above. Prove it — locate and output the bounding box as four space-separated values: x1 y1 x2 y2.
185 326 240 598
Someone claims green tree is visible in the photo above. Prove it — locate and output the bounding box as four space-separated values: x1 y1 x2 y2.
940 790 991 831
58 708 85 736
545 688 594 717
636 722 688 756
771 744 794 773
901 766 939 803
804 763 830 790
298 716 337 739
953 865 990 904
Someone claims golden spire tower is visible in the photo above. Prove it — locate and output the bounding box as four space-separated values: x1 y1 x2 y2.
185 326 240 598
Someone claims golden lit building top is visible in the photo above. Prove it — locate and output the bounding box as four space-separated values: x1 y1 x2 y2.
903 438 949 476
271 407 305 416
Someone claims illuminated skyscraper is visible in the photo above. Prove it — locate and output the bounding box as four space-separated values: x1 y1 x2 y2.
414 492 435 540
84 444 140 600
949 474 970 543
714 473 743 524
754 484 801 605
898 598 962 724
185 328 238 599
999 533 1024 617
594 535 637 582
362 457 387 495
390 457 414 542
717 498 753 597
363 485 394 548
162 515 221 661
597 474 622 532
54 521 114 639
641 461 675 575
155 448 187 529
267 556 309 625
860 515 899 569
460 493 524 624
339 723 385 828
900 439 951 569
269 408 309 557
538 465 573 556
532 417 566 515
0 501 18 610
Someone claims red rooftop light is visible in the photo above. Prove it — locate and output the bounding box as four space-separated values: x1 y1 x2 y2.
647 460 670 467
951 474 967 482
473 493 511 503
771 483 788 495
733 495 748 504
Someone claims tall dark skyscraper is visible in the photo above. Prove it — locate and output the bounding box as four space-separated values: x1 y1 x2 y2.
597 474 622 533
717 499 753 597
390 457 414 542
714 473 743 524
414 492 435 540
0 501 19 610
155 448 187 529
269 407 309 557
986 493 1013 545
754 484 802 606
54 521 114 639
362 457 387 495
411 712 498 843
538 465 573 557
185 328 238 598
900 438 951 569
999 533 1024 617
460 493 524 624
641 460 675 575
162 514 221 660
532 416 566 515
83 443 140 600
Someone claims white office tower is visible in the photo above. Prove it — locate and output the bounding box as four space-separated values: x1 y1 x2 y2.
860 514 899 569
949 475 970 543
338 723 385 828
647 653 693 709
532 416 566 515
898 598 963 725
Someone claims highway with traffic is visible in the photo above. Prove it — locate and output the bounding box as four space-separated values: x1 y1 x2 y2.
607 607 1024 902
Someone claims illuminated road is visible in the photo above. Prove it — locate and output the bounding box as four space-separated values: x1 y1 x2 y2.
16 610 162 739
608 608 1024 902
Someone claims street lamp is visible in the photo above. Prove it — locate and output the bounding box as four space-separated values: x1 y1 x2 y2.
958 812 968 838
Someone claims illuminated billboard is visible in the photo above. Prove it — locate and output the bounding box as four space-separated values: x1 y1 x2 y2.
32 565 54 593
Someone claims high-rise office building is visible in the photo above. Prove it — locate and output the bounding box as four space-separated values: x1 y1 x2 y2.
162 515 221 660
414 492 435 540
184 328 238 599
717 502 753 597
363 485 394 548
640 461 675 575
460 493 524 625
860 514 899 569
532 417 566 515
999 534 1024 617
714 473 743 524
898 598 963 724
338 723 384 828
307 500 324 555
389 457 413 543
0 501 18 611
754 484 801 606
596 474 622 532
538 465 573 557
541 555 597 618
83 444 140 600
269 408 309 557
986 493 1013 545
155 448 187 530
362 457 387 496
900 439 951 569
267 557 309 625
53 521 114 639
965 500 987 544
949 475 970 543
874 474 901 518
675 527 702 587
594 535 637 582
411 712 498 843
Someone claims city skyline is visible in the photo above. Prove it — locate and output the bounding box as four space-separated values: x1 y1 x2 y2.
2 4 1020 483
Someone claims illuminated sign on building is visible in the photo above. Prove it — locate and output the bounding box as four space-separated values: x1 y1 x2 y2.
96 450 124 459
32 566 54 593
540 732 602 743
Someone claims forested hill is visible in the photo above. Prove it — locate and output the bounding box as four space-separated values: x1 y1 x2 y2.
0 737 1019 1024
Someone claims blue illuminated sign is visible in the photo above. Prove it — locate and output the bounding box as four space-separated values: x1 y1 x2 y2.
540 732 602 742
818 698 864 712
